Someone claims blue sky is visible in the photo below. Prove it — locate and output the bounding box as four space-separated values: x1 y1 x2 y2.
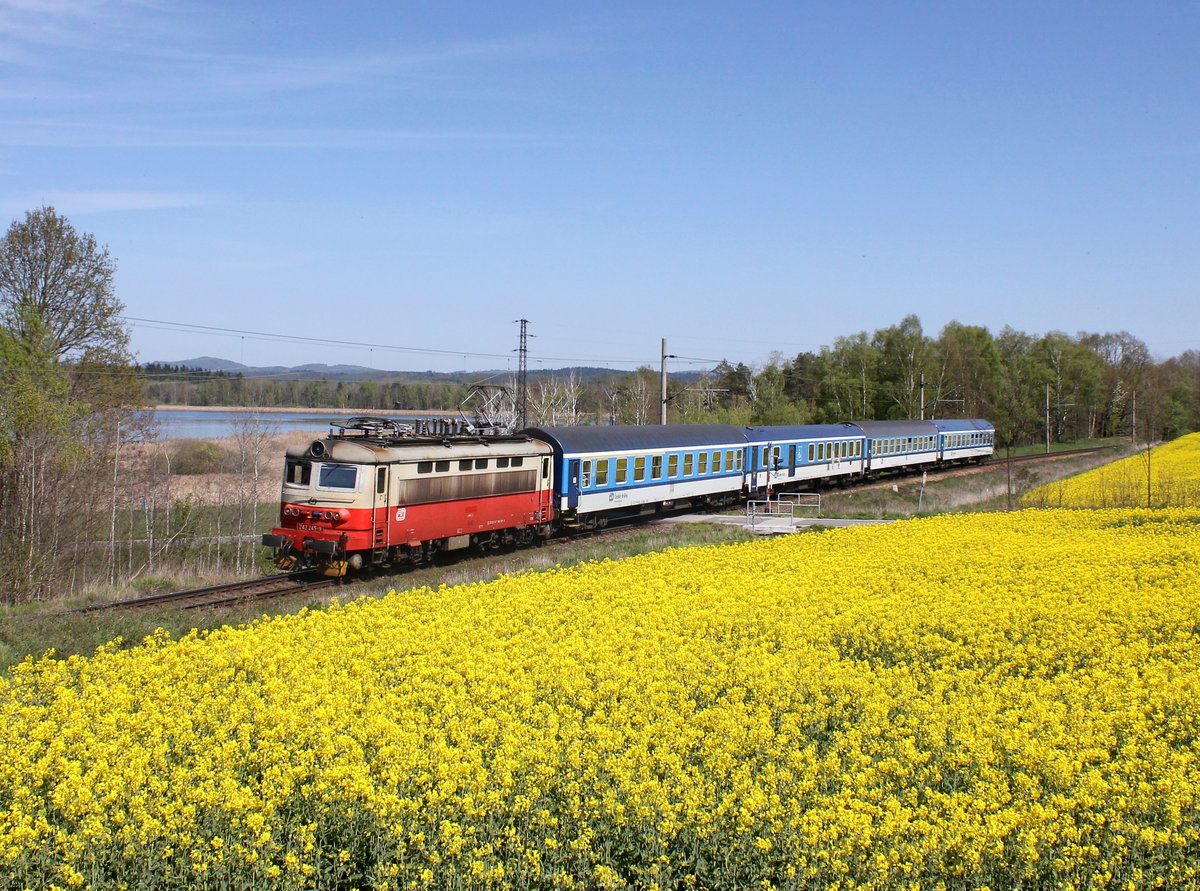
1 1 1196 374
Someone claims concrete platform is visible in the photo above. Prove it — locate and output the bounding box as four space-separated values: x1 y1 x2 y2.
654 512 892 534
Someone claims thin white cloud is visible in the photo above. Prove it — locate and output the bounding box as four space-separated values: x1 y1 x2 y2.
0 1 583 150
1 189 214 215
0 117 555 150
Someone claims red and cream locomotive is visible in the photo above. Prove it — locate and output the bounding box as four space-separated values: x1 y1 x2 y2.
261 418 554 575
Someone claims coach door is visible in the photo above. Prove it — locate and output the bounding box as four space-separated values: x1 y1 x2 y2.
788 444 797 479
567 459 581 511
373 466 389 550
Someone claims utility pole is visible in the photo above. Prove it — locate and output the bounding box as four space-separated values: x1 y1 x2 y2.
1045 383 1050 454
919 373 925 420
515 319 529 430
660 338 668 425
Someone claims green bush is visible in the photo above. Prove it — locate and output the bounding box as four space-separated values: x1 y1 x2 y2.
169 440 225 475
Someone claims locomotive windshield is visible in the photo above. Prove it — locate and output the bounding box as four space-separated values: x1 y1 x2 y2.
317 463 359 490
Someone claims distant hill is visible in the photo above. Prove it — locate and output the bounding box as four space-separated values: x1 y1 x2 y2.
153 358 707 384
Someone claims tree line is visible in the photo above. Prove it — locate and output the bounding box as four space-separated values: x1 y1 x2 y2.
145 317 1198 448
2 206 1198 602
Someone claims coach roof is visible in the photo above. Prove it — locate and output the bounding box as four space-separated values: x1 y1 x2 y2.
853 420 939 437
743 423 864 443
525 424 747 455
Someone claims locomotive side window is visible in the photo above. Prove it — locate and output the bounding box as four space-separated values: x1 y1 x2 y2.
476 458 489 469
418 462 433 474
318 464 358 490
435 460 450 473
512 457 524 467
497 457 510 468
376 467 387 495
285 459 312 487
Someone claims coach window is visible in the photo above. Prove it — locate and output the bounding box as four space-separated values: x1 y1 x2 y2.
595 459 609 486
727 450 738 471
651 456 663 480
376 467 387 495
318 463 358 490
616 458 628 484
683 453 694 476
581 460 592 488
711 451 722 473
771 446 781 468
668 454 679 477
634 457 646 482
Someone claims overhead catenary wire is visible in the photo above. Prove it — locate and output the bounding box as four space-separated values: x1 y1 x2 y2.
123 315 721 370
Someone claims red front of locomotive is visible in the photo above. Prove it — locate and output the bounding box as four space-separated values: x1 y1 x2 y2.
261 437 386 574
262 422 555 575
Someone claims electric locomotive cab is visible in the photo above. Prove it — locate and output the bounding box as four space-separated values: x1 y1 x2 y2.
263 416 555 576
261 434 384 576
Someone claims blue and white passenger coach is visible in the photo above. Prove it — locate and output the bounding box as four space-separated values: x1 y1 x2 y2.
743 423 867 494
525 424 748 529
934 418 996 463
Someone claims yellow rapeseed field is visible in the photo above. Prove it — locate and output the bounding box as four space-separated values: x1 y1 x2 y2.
2 509 1199 890
1023 432 1200 509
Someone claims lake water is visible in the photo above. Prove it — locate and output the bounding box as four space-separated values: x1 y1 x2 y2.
153 409 420 440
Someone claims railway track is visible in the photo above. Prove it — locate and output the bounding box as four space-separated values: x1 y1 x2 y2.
78 570 341 613
82 446 1115 614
